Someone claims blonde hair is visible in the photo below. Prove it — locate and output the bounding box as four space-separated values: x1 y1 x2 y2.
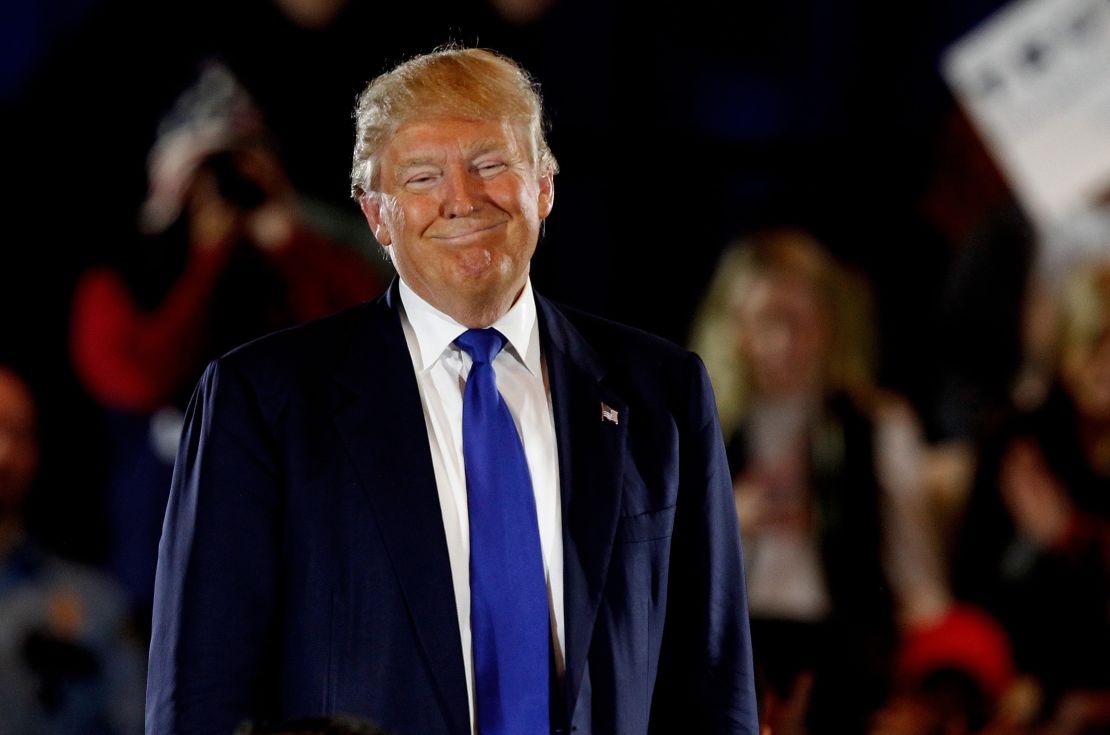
689 228 877 443
350 46 558 198
1057 261 1110 369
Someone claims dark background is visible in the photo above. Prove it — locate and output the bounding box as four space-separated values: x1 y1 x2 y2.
2 0 1021 560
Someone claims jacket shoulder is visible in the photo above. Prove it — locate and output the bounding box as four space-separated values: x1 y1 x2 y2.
223 298 384 369
548 300 693 370
198 297 391 415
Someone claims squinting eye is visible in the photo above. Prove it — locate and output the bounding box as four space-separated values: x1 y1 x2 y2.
476 162 507 177
405 174 439 189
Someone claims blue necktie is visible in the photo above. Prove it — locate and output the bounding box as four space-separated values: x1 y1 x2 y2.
455 328 550 735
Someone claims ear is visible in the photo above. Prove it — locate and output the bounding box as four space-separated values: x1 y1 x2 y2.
359 193 392 246
537 169 554 220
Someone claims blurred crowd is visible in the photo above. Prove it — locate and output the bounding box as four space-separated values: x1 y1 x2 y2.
3 0 1110 732
692 228 1110 735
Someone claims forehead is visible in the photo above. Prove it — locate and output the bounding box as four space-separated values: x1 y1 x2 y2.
381 117 528 164
736 273 823 315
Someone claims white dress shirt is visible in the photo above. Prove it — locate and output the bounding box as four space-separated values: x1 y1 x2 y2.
396 277 564 734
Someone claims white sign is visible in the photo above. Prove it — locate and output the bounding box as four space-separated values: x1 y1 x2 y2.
942 0 1110 231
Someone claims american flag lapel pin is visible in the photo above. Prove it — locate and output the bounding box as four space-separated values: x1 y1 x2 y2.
600 402 619 425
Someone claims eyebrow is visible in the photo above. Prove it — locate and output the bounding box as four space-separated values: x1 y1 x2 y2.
395 157 442 171
394 139 515 171
466 139 512 158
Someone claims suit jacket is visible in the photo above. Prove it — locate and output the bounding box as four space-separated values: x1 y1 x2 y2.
145 282 758 735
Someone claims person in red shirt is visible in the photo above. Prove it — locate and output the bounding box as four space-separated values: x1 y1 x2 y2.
69 61 382 620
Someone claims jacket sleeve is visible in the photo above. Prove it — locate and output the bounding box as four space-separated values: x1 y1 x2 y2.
649 353 759 734
145 357 283 735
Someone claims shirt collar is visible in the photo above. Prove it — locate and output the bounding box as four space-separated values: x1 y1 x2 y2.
397 276 541 376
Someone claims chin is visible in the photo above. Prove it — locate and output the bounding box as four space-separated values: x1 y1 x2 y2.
448 243 498 274
456 251 521 285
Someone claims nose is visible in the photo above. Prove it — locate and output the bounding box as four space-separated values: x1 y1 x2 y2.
441 164 481 218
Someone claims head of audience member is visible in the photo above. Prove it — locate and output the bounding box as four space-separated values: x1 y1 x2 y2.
351 47 558 328
1056 261 1110 424
271 0 349 29
141 61 296 250
880 605 1017 734
0 367 38 536
690 228 876 442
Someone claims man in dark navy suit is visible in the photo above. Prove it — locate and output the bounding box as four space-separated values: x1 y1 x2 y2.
146 47 758 735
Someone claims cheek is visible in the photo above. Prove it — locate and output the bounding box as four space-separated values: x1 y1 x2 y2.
795 325 829 364
385 201 413 237
750 326 789 362
1061 353 1106 414
493 178 541 219
1078 361 1110 414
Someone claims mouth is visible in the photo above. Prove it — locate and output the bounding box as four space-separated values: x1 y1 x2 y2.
430 221 507 243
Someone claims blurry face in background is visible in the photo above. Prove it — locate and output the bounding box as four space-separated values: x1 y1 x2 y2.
1061 327 1110 421
734 274 830 398
0 370 38 517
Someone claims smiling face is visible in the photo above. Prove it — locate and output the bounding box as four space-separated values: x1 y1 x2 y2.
360 117 554 327
735 273 830 398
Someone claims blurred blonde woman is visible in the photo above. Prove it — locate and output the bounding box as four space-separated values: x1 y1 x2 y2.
690 229 949 733
953 259 1110 731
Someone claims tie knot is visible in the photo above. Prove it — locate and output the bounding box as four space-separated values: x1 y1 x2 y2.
455 328 507 365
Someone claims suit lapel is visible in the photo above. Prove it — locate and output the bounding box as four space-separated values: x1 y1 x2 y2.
329 283 469 735
537 296 627 724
